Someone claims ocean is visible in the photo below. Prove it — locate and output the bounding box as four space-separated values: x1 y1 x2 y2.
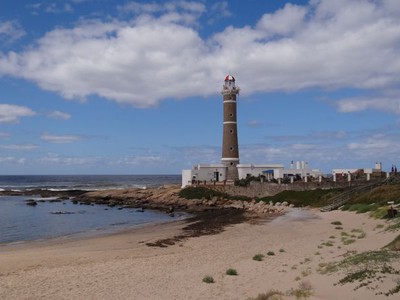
0 175 183 245
0 174 181 191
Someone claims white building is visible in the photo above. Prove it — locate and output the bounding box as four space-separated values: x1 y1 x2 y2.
181 163 284 188
181 160 324 187
332 162 384 181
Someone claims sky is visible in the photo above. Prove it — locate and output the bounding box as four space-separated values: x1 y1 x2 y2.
1 0 400 175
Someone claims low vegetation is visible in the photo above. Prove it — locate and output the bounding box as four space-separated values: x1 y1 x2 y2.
258 188 344 207
289 281 313 299
202 275 214 283
384 235 400 251
247 290 284 300
253 254 265 261
226 268 238 276
318 250 400 295
344 185 400 207
340 184 400 219
267 251 275 256
331 221 342 226
247 281 313 300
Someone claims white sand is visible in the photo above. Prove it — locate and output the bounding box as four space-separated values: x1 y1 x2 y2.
0 209 399 300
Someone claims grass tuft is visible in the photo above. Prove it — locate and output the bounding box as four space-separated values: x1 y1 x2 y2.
202 275 214 283
226 268 238 276
247 290 284 300
253 254 265 261
331 221 342 225
289 281 313 299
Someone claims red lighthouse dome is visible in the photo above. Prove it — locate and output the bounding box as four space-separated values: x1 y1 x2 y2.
224 75 235 82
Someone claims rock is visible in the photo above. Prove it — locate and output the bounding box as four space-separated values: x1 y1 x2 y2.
289 204 295 208
275 202 281 206
26 200 38 206
50 211 75 215
282 201 289 207
136 208 145 212
49 199 62 203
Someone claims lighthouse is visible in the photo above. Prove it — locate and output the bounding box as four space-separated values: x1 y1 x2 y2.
221 75 240 181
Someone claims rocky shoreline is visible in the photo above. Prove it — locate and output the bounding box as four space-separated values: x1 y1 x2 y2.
1 184 291 216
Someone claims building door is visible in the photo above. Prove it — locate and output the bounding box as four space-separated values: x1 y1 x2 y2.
214 172 219 182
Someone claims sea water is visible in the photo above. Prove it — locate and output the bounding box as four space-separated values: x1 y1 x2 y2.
0 174 181 191
0 175 183 244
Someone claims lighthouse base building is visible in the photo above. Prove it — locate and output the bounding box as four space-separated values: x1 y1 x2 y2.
181 161 324 188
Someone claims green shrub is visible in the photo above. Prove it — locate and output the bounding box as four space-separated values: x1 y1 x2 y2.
331 221 342 225
342 238 356 245
371 207 389 219
202 275 214 283
267 251 275 256
258 188 344 207
253 254 265 261
321 241 334 247
226 268 238 276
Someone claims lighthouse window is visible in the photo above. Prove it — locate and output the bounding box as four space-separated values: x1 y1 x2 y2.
230 113 233 117
230 129 234 134
230 147 234 151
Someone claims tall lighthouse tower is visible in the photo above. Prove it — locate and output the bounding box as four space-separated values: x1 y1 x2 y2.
221 75 240 181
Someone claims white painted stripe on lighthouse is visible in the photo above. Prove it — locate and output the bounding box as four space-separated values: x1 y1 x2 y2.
223 100 236 103
223 121 237 124
221 158 240 161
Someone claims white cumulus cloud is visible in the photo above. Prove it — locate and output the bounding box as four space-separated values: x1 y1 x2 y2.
0 0 400 110
47 110 72 120
0 104 36 124
41 133 84 143
336 96 400 114
0 20 25 43
0 156 26 164
0 144 38 151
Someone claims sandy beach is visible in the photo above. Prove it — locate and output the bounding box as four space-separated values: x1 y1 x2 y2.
0 208 399 300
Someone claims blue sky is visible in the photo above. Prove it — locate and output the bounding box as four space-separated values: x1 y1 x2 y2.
1 0 400 175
